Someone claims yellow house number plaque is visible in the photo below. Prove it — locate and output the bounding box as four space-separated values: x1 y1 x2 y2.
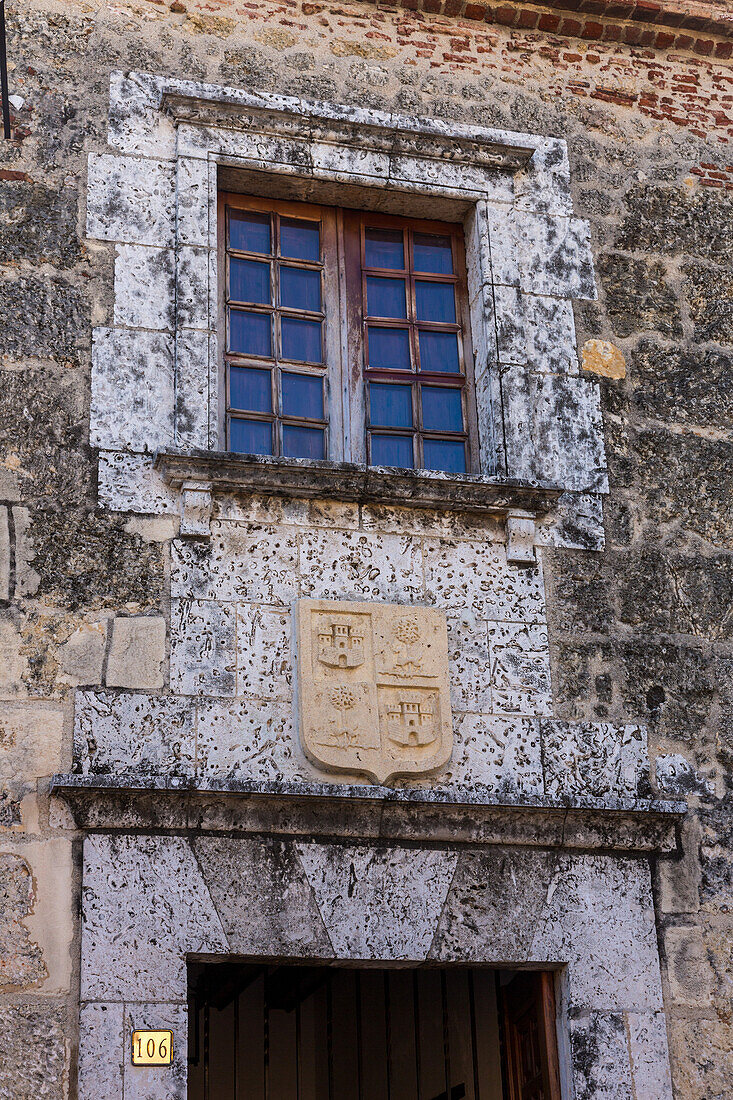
131 1030 173 1066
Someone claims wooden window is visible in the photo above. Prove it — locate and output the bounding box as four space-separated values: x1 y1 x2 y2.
343 211 476 474
220 196 477 473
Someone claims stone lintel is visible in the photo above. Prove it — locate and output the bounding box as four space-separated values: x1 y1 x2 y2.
160 91 536 172
51 774 685 853
154 450 562 518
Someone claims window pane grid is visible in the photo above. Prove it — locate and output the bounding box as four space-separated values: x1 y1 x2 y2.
362 220 469 473
226 205 326 458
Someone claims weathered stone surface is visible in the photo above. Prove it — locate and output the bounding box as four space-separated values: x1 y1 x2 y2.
668 1015 733 1100
74 691 195 776
0 840 72 994
58 622 107 687
626 1011 674 1100
300 529 423 603
171 528 298 603
683 262 733 346
90 328 175 453
449 714 544 795
78 1002 124 1100
569 1012 634 1100
113 244 175 331
195 698 304 779
663 926 715 1007
87 153 175 247
98 451 179 516
582 339 626 379
123 1003 188 1100
81 834 228 1000
424 539 546 621
296 843 457 959
617 184 733 265
598 253 682 339
631 341 733 429
543 722 648 801
194 837 333 955
488 620 551 715
0 1004 67 1100
0 273 88 366
169 599 236 696
0 180 80 268
105 615 165 691
236 604 292 699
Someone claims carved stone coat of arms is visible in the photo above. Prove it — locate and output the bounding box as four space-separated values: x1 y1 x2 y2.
295 599 453 783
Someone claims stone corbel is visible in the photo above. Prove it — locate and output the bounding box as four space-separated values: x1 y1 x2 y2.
505 509 536 564
179 480 213 537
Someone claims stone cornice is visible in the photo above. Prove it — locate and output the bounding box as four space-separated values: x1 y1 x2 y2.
154 450 563 518
161 85 537 170
51 773 686 853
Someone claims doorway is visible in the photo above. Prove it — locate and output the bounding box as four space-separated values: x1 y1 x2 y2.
188 962 561 1099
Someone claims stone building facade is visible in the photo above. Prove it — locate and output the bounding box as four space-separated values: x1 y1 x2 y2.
0 0 731 1097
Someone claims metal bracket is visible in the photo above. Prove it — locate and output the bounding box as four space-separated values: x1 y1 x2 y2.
179 480 212 537
505 509 536 564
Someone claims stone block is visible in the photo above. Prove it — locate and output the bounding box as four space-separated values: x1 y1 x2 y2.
87 152 175 247
535 492 605 553
516 213 596 300
0 702 65 783
81 834 228 1001
569 1012 634 1100
532 374 608 493
194 837 333 956
169 599 236 697
656 816 702 915
663 926 715 1008
170 527 298 604
446 613 492 713
431 848 557 962
299 529 424 604
668 1015 733 1100
524 294 578 374
296 843 457 960
236 604 292 699
543 721 648 801
12 506 39 599
0 1004 67 1100
98 451 179 516
176 245 211 331
488 620 552 716
58 622 107 687
90 328 175 453
176 156 211 247
196 698 307 780
74 690 195 776
494 285 526 365
514 137 572 217
449 714 543 796
78 1002 124 1100
175 330 210 450
530 855 663 1012
0 506 8 601
124 1003 188 1100
113 244 175 331
105 616 166 690
0 618 29 694
108 71 176 159
627 1011 674 1100
0 839 73 994
423 539 547 622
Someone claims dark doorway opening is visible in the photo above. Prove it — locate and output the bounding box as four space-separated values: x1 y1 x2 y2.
188 962 560 1100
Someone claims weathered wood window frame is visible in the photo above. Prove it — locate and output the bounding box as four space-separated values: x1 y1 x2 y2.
219 194 478 474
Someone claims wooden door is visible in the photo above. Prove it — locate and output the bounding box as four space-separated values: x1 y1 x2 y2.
500 972 562 1100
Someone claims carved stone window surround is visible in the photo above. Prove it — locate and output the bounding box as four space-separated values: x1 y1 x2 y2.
89 72 608 552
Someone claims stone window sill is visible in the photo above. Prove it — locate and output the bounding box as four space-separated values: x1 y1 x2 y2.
154 449 562 518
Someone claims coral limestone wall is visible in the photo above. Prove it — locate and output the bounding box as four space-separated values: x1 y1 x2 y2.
0 0 731 1097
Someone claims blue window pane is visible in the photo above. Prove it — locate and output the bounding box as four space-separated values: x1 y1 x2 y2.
413 232 453 274
283 425 325 460
229 309 272 357
229 366 272 413
421 386 464 432
365 228 404 270
367 277 407 319
282 372 323 419
230 258 270 305
370 433 414 469
280 266 321 312
369 383 413 428
281 317 322 362
367 327 411 371
415 281 456 323
229 418 273 455
423 438 466 473
229 210 271 255
280 218 320 262
418 330 460 373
